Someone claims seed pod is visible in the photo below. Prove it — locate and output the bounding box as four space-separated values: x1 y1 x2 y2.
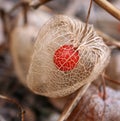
27 15 110 98
10 25 38 85
10 9 51 85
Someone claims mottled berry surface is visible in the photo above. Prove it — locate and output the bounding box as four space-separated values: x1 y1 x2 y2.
54 45 79 71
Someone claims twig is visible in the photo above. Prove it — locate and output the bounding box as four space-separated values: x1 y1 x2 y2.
22 2 29 25
75 0 93 47
0 9 10 39
30 0 53 9
82 0 93 39
58 83 91 121
0 95 25 121
97 30 120 48
67 94 93 121
0 9 11 51
101 74 107 100
103 73 120 85
93 0 120 20
7 1 29 25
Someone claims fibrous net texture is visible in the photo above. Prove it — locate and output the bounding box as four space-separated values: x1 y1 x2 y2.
27 15 110 98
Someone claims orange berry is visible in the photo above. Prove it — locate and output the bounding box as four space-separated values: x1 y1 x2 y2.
54 45 79 71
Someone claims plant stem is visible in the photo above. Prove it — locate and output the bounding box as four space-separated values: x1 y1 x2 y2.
30 0 53 9
0 95 25 121
97 30 120 48
58 83 91 121
0 9 9 38
93 0 120 20
103 73 120 85
101 74 106 100
22 2 29 25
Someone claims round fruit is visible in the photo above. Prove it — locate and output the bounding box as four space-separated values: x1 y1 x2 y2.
54 45 79 71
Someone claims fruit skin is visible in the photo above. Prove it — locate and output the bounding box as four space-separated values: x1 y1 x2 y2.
54 45 79 72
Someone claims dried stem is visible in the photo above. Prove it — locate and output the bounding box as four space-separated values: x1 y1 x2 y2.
103 73 120 85
75 0 93 47
8 1 29 25
58 83 91 121
93 0 120 20
101 74 107 100
30 0 53 9
0 95 25 121
22 2 29 25
67 95 93 121
81 0 93 40
0 9 10 39
97 30 120 48
0 9 11 51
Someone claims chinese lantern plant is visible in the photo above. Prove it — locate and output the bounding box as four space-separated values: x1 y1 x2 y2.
10 5 38 85
27 15 110 98
10 26 48 85
10 2 51 85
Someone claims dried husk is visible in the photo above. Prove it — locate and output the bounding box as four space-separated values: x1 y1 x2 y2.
27 15 110 98
67 85 120 121
10 25 38 85
10 9 51 85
